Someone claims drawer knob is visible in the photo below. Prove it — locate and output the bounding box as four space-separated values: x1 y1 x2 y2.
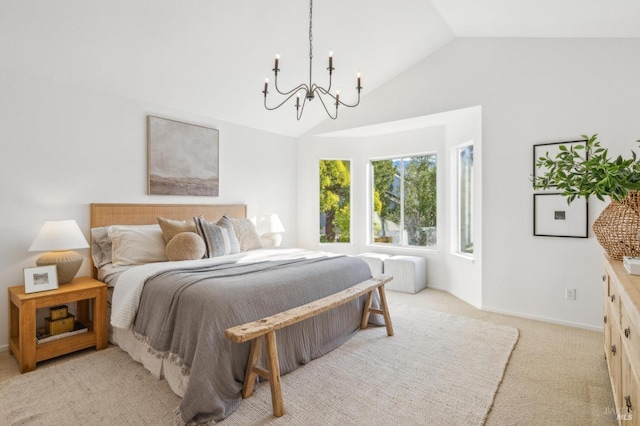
625 395 632 413
625 327 631 338
602 275 606 282
604 315 608 324
611 344 617 356
611 294 616 302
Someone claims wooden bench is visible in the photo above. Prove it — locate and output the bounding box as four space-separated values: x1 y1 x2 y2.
224 274 394 417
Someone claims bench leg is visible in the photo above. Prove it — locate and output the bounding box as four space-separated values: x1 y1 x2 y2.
242 336 263 398
360 286 394 337
265 331 284 417
241 332 285 417
360 290 375 329
377 285 394 336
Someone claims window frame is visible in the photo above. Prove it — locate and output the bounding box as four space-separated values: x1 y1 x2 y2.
452 141 474 259
368 151 438 251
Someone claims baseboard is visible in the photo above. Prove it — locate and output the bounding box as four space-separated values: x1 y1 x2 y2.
481 305 604 332
0 344 8 353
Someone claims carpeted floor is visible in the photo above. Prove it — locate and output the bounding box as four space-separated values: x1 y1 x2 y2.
0 301 516 425
0 288 617 425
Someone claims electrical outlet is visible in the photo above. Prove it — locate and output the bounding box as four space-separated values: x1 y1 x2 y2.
565 288 576 300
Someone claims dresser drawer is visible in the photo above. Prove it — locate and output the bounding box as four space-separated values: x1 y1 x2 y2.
609 282 622 325
622 304 640 367
622 349 640 424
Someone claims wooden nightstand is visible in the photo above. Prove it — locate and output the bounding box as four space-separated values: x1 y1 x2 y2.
8 276 108 373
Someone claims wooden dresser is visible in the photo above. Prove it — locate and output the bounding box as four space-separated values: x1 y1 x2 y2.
603 257 640 424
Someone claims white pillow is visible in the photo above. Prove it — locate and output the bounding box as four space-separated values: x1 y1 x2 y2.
108 224 168 266
90 226 112 267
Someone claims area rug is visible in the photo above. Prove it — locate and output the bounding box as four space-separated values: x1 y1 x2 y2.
0 305 518 425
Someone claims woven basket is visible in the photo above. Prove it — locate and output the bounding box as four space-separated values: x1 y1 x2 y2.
592 191 640 260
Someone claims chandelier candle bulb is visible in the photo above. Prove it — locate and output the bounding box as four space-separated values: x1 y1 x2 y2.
329 51 333 71
357 72 361 89
264 78 268 94
274 54 279 73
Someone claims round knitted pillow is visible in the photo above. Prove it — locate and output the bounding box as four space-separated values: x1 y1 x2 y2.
165 232 206 261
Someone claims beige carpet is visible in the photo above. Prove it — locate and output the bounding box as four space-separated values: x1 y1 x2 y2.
0 304 518 425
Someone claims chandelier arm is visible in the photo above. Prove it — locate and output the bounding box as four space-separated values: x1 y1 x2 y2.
273 77 309 97
314 89 338 120
337 92 361 108
264 86 307 111
315 86 361 109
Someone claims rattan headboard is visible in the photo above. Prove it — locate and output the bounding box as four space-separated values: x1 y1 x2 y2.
89 203 247 276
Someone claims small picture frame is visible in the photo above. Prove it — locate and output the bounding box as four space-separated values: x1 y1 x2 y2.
24 265 59 293
533 193 588 238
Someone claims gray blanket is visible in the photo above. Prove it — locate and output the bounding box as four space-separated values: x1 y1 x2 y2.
132 254 377 424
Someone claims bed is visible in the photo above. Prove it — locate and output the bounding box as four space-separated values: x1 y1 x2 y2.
89 203 381 425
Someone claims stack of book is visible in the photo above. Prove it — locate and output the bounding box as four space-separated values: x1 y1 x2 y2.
36 304 88 344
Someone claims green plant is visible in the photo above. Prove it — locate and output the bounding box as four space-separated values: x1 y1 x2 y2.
532 134 640 203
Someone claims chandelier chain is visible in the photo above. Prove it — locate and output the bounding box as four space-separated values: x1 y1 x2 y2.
309 0 313 61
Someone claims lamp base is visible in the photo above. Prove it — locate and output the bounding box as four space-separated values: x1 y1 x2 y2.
260 233 283 248
36 250 83 284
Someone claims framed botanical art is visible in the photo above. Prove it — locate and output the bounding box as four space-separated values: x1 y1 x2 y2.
532 139 588 185
147 116 220 196
24 265 59 293
533 193 588 238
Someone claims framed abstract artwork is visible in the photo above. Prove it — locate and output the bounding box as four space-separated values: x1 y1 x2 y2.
533 193 588 238
147 116 219 196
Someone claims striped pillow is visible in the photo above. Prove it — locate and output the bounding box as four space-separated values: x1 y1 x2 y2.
193 215 241 258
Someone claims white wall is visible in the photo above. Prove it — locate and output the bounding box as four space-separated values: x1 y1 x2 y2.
0 68 297 349
300 38 640 330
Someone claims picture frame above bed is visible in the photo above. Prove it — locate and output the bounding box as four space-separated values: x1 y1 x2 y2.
147 116 220 196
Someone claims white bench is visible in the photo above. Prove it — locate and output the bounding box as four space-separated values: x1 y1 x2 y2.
383 255 427 294
357 253 390 276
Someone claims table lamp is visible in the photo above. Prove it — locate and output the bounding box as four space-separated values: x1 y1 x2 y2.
28 220 89 284
258 214 285 248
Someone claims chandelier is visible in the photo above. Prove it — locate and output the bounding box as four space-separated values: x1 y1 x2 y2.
262 0 362 120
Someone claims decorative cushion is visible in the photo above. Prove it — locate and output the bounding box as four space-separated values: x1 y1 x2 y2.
229 218 263 251
193 215 241 258
157 216 196 243
108 224 168 266
90 226 113 267
217 215 241 253
166 232 206 261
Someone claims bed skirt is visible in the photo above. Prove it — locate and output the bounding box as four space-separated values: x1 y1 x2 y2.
111 326 189 398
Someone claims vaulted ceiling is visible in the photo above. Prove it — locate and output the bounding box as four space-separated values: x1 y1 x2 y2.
2 0 640 137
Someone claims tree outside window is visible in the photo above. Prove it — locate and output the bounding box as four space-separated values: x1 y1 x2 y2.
319 160 351 243
371 154 436 247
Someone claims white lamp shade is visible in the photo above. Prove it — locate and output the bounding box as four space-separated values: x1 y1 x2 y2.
258 214 285 235
29 220 89 252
